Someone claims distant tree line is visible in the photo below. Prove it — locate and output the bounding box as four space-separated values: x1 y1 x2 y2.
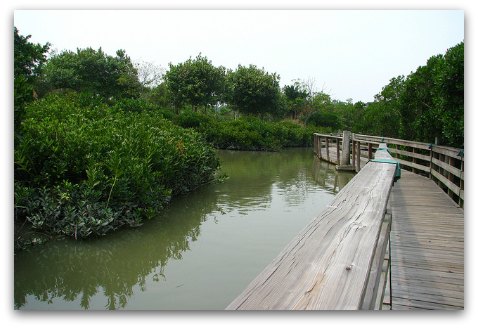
14 26 464 147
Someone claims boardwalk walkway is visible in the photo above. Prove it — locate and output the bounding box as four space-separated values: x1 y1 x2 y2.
318 141 465 310
389 170 464 310
227 139 464 310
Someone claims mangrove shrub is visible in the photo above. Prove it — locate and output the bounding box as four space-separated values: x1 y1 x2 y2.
15 92 219 240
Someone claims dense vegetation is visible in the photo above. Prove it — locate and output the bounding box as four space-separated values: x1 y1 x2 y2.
14 26 464 248
15 93 219 244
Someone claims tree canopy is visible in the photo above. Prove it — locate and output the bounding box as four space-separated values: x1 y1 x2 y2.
164 54 226 111
283 81 310 119
227 64 281 117
38 47 142 100
14 27 50 128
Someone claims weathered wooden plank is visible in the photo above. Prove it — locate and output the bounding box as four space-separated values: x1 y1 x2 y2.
432 145 464 160
314 133 343 140
431 157 463 180
392 297 463 310
391 277 464 292
353 134 431 151
317 147 368 168
391 290 464 307
389 170 464 310
431 169 461 197
396 158 430 174
389 147 431 162
227 149 396 310
361 213 391 310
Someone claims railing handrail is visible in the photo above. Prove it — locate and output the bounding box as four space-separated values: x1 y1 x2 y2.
315 131 464 207
227 145 397 310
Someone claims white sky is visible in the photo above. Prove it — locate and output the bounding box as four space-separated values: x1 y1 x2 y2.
14 9 463 103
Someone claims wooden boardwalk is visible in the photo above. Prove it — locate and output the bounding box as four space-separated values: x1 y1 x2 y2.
389 170 464 310
227 139 464 310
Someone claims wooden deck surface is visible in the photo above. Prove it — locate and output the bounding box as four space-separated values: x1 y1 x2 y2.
389 170 464 310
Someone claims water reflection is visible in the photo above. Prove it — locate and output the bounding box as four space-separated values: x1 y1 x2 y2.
14 148 354 310
312 157 355 193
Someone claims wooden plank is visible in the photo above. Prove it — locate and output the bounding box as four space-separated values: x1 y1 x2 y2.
392 297 463 310
432 157 463 180
374 260 390 310
389 170 464 311
374 143 394 160
431 169 461 197
325 137 330 162
390 277 464 292
227 149 396 310
356 141 361 171
318 147 368 168
336 138 341 165
389 147 431 162
432 145 464 160
353 134 431 151
361 214 391 309
396 158 430 174
314 133 342 140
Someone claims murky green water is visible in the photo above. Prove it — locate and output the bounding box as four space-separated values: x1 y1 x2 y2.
14 148 354 310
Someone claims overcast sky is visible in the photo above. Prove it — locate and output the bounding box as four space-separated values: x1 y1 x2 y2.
14 9 463 103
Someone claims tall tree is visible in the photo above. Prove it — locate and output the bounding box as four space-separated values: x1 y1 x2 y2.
283 81 309 120
38 47 142 99
369 76 403 138
439 42 464 147
399 57 445 143
227 64 281 117
14 27 50 128
165 54 226 112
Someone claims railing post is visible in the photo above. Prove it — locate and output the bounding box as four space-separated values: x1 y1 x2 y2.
429 144 433 179
313 134 317 155
356 141 361 172
459 159 464 207
336 136 340 165
412 147 417 174
337 131 355 171
325 137 330 162
448 156 454 199
368 143 373 160
317 136 322 159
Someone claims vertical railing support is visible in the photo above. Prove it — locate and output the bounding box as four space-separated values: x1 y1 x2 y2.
337 131 354 171
325 137 330 162
356 141 361 172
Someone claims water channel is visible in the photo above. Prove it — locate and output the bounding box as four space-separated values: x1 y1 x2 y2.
14 148 354 310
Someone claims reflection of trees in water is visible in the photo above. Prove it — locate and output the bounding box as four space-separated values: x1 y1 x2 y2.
217 149 318 209
14 186 220 310
312 157 355 193
14 148 353 310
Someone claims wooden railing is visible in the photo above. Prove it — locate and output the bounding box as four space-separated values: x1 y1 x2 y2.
313 133 380 172
353 133 464 207
313 132 464 208
226 144 397 310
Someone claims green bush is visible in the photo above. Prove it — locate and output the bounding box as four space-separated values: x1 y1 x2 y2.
173 109 214 129
15 92 219 239
188 116 315 151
